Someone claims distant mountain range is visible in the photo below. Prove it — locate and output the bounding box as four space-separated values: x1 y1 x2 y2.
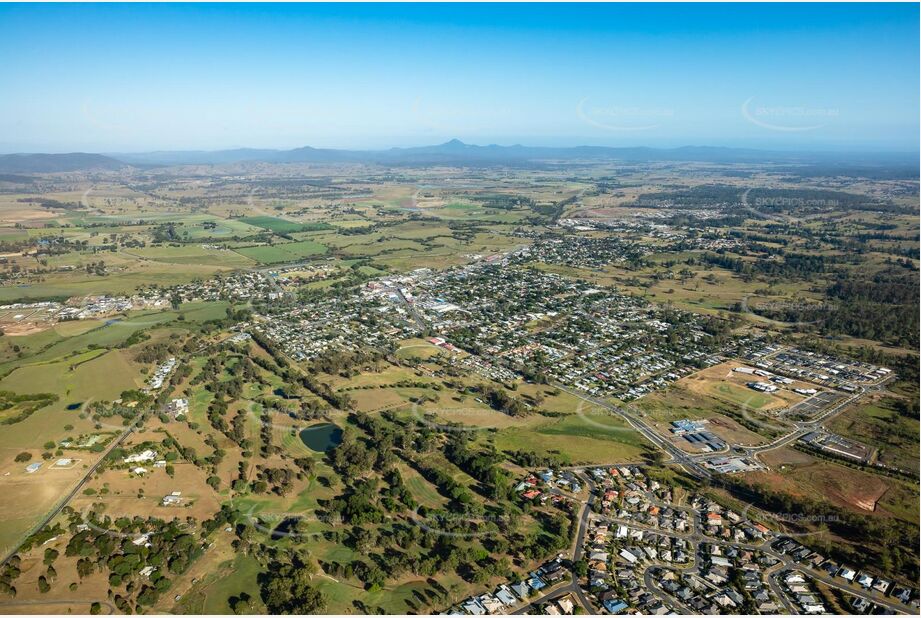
0 152 126 174
0 140 916 174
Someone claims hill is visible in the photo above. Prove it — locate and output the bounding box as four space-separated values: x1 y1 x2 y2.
113 140 917 173
0 153 127 173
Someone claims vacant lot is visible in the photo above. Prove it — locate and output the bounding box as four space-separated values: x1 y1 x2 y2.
679 360 810 413
752 449 918 523
828 395 919 473
494 412 652 464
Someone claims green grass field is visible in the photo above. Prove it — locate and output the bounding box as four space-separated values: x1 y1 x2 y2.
0 259 234 302
176 553 264 614
238 216 332 235
129 245 256 267
494 412 652 464
0 349 140 403
397 462 448 509
710 383 774 409
829 397 920 473
233 240 328 264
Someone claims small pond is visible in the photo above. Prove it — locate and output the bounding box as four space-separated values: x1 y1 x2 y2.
270 516 301 540
299 423 343 452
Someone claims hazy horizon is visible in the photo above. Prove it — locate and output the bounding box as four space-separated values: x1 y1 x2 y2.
1 3 918 154
2 138 920 158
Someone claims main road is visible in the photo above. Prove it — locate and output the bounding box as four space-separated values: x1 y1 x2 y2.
551 383 713 480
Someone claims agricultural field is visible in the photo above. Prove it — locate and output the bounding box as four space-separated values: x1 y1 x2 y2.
0 301 230 558
233 240 328 264
238 216 332 235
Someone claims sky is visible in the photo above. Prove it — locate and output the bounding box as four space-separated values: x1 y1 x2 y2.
0 3 918 153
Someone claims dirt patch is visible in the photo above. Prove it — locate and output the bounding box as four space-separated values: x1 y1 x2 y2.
1 322 53 336
759 446 814 468
706 415 770 447
749 454 895 515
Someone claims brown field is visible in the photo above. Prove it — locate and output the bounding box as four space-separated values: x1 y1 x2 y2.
749 448 916 521
759 446 815 468
70 460 221 523
706 416 767 446
679 360 813 412
0 543 112 613
346 388 408 413
0 464 90 557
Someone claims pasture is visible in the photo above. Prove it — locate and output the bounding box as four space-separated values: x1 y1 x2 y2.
238 216 332 235
232 240 327 264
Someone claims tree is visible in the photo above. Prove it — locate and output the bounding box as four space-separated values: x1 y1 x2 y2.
229 592 255 614
261 563 327 614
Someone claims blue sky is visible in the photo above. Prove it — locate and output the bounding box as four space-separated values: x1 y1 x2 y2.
0 3 917 153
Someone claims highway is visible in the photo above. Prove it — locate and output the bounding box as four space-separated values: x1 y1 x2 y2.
552 383 713 480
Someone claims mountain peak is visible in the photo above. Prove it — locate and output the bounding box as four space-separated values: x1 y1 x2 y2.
441 138 467 148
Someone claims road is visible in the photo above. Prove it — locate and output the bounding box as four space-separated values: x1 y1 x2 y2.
394 286 427 331
510 470 596 615
510 580 577 615
0 337 233 569
0 414 141 568
0 599 116 614
415 288 903 614
335 269 903 613
586 479 911 615
552 383 713 480
643 567 694 613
